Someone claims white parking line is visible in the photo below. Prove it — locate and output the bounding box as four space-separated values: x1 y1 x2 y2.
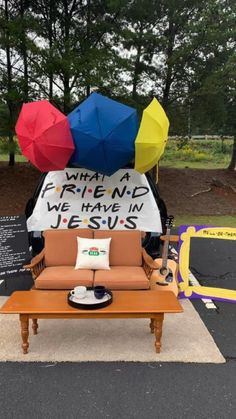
188 272 217 309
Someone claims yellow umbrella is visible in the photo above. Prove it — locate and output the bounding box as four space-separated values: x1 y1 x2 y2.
134 98 169 174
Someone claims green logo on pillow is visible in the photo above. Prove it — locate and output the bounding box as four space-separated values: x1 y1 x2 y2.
88 246 99 256
82 246 107 256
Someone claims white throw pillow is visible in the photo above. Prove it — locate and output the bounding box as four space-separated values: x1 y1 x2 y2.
75 237 111 270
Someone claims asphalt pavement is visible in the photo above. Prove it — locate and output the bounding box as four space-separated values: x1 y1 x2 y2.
0 361 236 419
0 236 236 418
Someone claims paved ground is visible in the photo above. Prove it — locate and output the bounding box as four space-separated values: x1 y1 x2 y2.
0 237 236 418
1 361 236 419
0 279 236 418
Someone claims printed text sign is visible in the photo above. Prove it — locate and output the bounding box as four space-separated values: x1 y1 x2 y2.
27 169 162 232
0 215 30 278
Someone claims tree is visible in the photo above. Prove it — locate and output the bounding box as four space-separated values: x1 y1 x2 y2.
14 0 30 103
187 0 236 169
224 55 236 170
0 0 18 165
30 0 127 113
0 0 235 171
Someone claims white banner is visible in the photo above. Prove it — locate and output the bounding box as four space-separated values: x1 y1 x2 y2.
27 169 162 232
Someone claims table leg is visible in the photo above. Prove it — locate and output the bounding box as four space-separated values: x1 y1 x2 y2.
149 318 154 334
153 314 164 353
20 314 29 354
32 319 38 335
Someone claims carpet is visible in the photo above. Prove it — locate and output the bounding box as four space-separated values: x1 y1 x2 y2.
0 297 225 363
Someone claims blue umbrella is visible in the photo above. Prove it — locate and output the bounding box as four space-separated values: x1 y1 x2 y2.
68 92 139 176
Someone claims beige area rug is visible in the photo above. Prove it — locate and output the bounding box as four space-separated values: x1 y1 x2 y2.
0 297 225 363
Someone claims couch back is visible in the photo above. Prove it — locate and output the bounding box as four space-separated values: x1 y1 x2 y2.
43 229 142 267
43 229 93 266
94 230 142 266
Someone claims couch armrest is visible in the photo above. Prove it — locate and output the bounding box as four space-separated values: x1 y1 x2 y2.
142 248 161 279
23 249 45 280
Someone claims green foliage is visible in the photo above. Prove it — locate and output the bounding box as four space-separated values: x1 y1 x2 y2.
0 136 20 154
161 138 233 167
0 0 236 167
175 215 236 228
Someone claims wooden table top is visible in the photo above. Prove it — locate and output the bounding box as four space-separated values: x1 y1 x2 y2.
0 290 183 315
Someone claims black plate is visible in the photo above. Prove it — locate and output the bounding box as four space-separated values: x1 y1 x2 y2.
67 288 113 310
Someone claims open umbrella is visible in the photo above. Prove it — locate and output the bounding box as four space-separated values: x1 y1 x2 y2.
15 100 74 172
134 98 169 174
68 92 139 176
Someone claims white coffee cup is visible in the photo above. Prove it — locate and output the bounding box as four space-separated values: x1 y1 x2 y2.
71 286 87 299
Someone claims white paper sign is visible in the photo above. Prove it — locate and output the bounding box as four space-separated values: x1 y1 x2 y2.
27 169 162 232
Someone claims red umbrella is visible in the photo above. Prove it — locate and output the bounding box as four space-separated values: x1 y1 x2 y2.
15 100 75 172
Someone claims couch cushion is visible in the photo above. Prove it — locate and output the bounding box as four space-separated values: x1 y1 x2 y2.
94 230 142 266
43 229 93 266
94 266 149 290
35 266 94 289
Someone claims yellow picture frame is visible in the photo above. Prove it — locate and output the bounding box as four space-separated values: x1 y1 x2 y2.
178 225 236 302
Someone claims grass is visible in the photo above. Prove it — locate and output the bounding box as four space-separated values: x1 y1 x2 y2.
0 153 27 162
159 160 230 169
175 215 236 228
0 137 234 169
160 138 233 169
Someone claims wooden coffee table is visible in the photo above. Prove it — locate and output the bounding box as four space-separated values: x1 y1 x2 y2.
0 290 183 354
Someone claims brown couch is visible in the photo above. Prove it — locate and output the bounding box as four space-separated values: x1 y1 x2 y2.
24 229 160 290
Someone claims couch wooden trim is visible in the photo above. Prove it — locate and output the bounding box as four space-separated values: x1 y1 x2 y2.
142 248 161 279
24 246 161 284
24 250 45 281
160 234 179 243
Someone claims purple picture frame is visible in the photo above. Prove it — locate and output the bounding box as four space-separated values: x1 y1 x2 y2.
177 225 236 303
